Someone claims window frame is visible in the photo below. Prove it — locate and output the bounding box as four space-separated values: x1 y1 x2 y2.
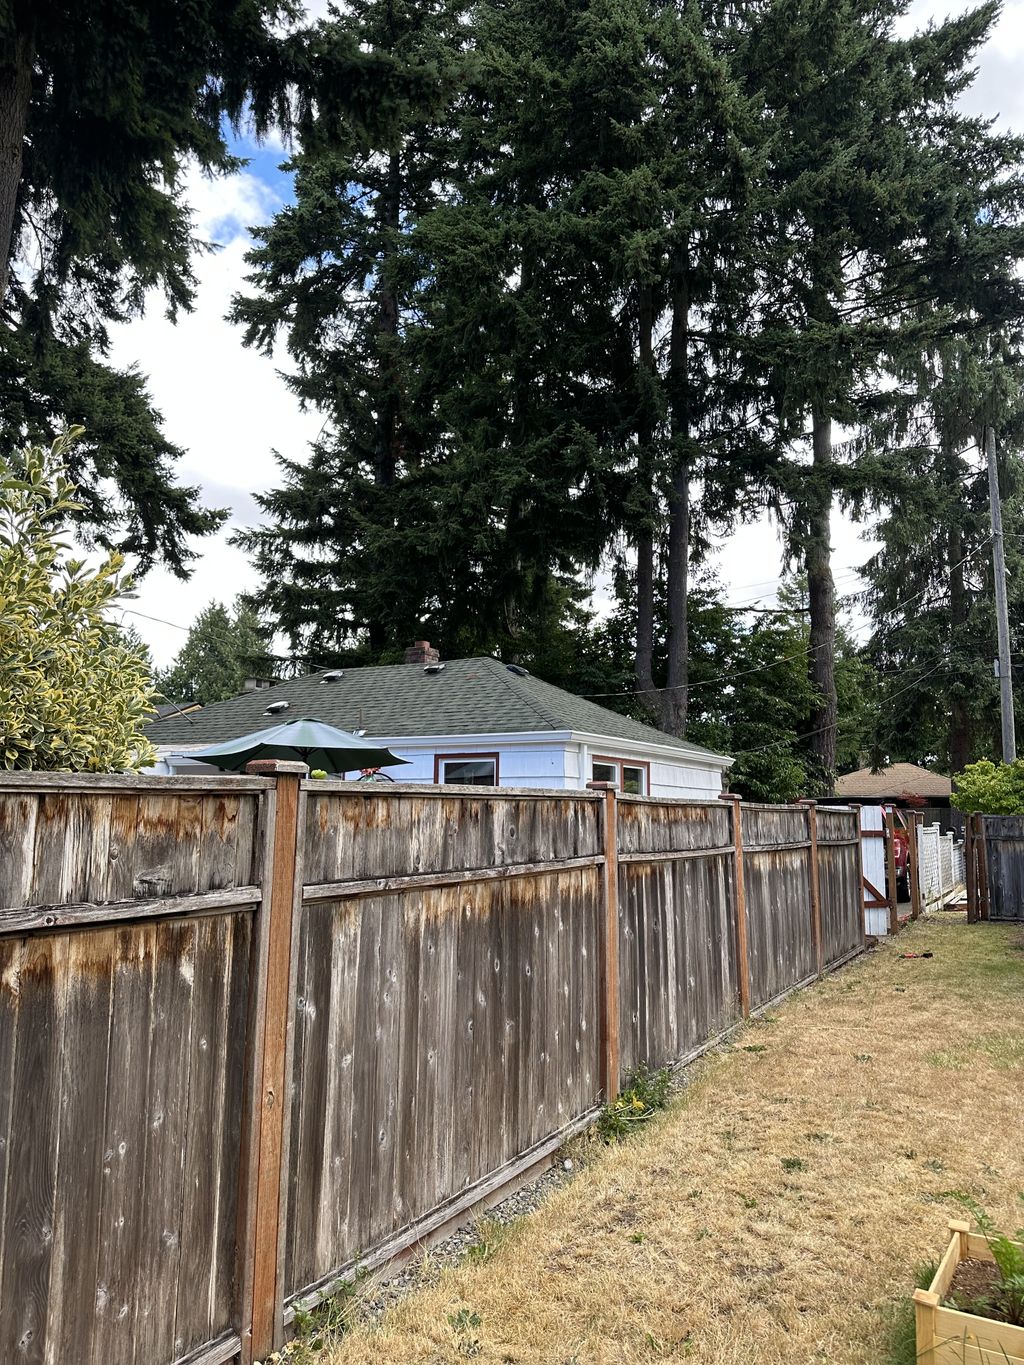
591 754 650 796
434 751 501 786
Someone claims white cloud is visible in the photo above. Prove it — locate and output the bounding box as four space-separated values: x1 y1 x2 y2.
107 163 323 668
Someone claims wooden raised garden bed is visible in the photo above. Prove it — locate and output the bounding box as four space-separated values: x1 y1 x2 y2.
914 1220 1024 1364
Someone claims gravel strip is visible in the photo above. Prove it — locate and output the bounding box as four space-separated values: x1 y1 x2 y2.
350 1061 711 1326
354 1146 588 1323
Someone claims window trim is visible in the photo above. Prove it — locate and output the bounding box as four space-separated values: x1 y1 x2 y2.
592 754 650 796
434 751 501 785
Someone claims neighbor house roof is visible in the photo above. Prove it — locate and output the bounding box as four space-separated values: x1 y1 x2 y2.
834 762 951 800
146 655 731 766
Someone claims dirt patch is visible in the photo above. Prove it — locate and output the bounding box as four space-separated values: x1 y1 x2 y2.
947 1257 1002 1315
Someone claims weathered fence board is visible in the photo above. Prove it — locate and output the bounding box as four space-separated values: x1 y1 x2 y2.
303 789 602 883
284 862 602 1302
818 836 865 965
0 914 251 1365
617 855 739 1077
0 774 864 1365
981 816 1024 921
742 807 816 1009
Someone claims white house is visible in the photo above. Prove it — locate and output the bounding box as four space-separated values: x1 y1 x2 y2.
146 644 732 797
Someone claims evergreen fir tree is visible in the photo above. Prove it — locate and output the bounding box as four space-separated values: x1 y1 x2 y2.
741 0 1024 793
0 0 299 573
156 598 274 704
231 0 466 661
860 334 1024 770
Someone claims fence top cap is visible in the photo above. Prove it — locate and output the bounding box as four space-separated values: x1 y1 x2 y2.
244 759 309 776
586 779 618 791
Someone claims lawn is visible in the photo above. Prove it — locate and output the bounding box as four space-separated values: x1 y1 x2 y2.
318 916 1023 1365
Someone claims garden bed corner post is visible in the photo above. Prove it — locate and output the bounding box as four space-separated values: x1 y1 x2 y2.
587 780 620 1100
720 793 751 1018
238 759 307 1365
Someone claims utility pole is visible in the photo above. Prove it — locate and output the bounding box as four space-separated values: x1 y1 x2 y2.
986 424 1016 762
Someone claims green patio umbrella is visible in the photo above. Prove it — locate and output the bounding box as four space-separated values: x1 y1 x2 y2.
187 717 410 775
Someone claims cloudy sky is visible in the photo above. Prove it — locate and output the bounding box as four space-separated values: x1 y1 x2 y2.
110 0 1024 668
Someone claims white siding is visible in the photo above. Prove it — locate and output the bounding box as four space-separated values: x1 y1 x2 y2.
648 759 722 799
563 739 725 799
152 733 727 795
380 741 570 789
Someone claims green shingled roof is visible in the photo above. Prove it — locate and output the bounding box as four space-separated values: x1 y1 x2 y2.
145 655 731 765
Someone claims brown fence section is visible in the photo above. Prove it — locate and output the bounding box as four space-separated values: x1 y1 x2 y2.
616 797 738 1077
0 774 863 1365
286 788 605 1309
980 815 1024 921
0 774 272 1365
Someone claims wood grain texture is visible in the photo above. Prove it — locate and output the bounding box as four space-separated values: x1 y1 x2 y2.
0 915 251 1365
981 815 1024 921
283 866 602 1303
302 792 602 884
0 790 261 912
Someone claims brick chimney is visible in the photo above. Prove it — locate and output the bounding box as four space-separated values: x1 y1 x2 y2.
404 639 440 666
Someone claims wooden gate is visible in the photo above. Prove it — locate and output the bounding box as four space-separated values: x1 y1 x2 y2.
980 815 1024 921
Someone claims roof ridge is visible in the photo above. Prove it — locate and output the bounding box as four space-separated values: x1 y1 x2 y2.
479 657 563 732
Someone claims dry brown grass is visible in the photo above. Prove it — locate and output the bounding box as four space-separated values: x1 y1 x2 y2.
325 917 1024 1365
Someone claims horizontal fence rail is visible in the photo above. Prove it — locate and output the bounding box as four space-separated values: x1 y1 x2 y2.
0 773 865 1365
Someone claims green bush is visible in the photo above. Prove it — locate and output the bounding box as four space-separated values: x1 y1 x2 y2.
0 429 156 771
951 759 1024 815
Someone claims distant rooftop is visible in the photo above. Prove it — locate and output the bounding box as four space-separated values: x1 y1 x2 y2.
835 761 951 800
146 654 731 766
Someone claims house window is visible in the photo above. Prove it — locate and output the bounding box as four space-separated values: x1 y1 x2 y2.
435 753 499 785
592 756 649 795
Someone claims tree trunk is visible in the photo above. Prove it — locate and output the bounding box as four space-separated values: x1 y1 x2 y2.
634 283 658 719
661 256 690 736
947 498 971 774
375 149 401 491
806 409 837 794
0 30 32 306
367 149 402 656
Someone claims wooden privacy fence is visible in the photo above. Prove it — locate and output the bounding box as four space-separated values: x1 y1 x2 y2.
0 770 864 1365
968 814 1023 921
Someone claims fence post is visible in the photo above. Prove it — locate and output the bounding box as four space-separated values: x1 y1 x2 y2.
965 813 978 923
587 780 620 1100
907 811 922 921
720 794 751 1018
884 805 900 937
976 814 990 920
798 799 823 978
239 759 307 1365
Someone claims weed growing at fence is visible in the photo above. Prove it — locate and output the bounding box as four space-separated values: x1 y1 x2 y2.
466 1215 518 1264
282 1278 360 1363
596 1064 672 1142
447 1307 483 1358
